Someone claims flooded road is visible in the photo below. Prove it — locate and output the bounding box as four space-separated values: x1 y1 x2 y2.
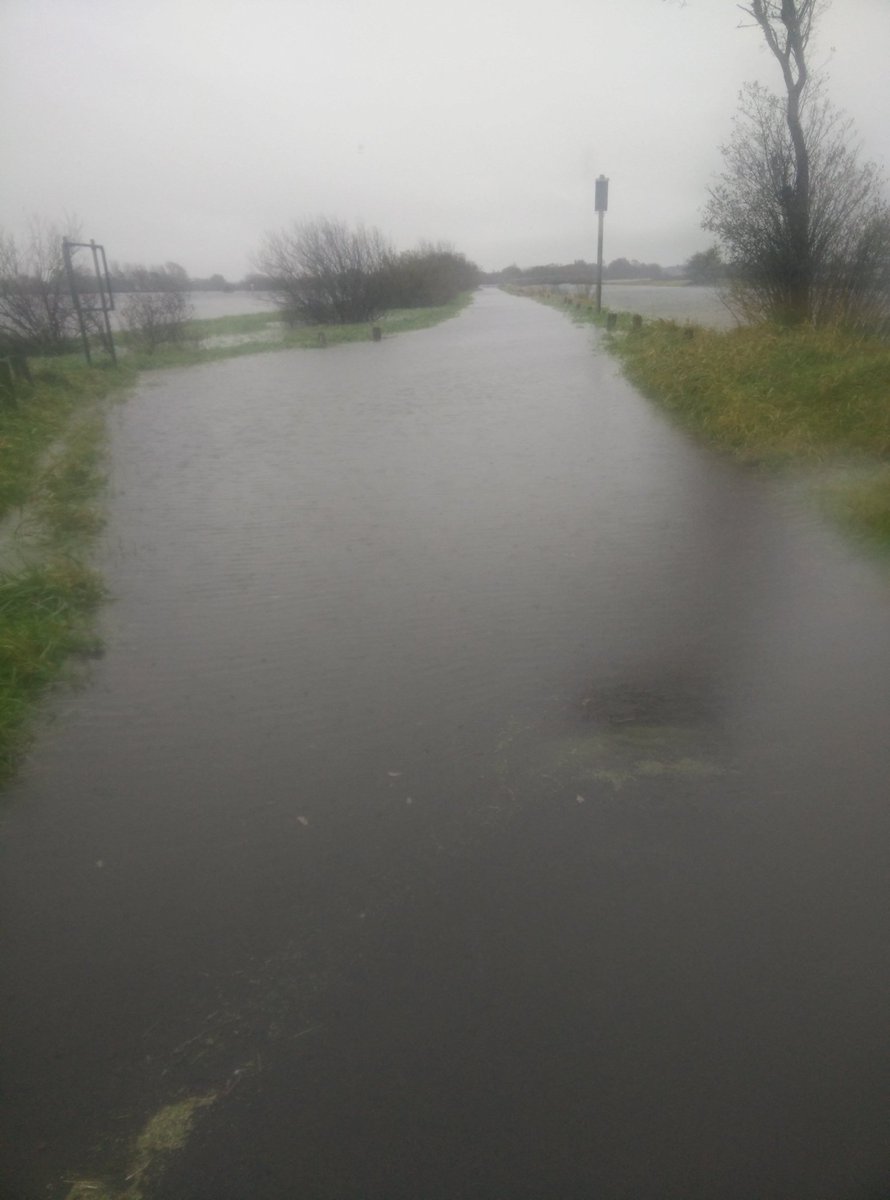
1 289 889 1199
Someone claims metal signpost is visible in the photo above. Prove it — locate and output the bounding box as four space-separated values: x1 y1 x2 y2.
62 238 117 365
595 175 609 312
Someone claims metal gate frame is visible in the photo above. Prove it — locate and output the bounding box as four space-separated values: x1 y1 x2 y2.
62 237 117 365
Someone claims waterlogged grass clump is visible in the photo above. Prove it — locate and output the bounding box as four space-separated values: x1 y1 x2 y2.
538 724 725 795
127 1093 216 1195
492 684 728 814
64 1092 217 1200
821 465 890 551
0 563 105 784
65 1183 118 1200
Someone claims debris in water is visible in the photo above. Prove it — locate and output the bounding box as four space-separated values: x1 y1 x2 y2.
575 794 586 804
387 770 403 778
296 816 309 827
63 1090 217 1200
134 1094 215 1160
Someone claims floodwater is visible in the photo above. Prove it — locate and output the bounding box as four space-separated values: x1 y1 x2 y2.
598 283 737 329
554 282 736 329
109 290 277 333
184 291 277 320
1 289 889 1199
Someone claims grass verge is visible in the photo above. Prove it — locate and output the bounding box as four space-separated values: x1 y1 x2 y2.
516 287 890 552
0 293 474 790
0 361 119 788
0 562 105 784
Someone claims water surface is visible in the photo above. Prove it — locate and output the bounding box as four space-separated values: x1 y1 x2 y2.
1 290 888 1199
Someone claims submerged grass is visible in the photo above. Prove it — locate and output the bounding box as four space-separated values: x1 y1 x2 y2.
64 1090 217 1200
518 287 890 551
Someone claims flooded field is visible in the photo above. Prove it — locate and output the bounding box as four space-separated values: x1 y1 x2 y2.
555 281 736 328
109 290 277 332
1 290 888 1199
598 282 737 328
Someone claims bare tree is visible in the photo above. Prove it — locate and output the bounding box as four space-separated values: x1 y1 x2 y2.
736 0 825 321
387 242 480 307
704 79 890 328
118 264 193 352
704 0 890 328
255 218 394 325
0 217 82 352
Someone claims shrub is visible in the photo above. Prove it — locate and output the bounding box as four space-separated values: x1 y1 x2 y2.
119 265 193 351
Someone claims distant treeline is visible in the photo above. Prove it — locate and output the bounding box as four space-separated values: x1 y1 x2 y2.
255 220 480 325
480 249 727 287
106 264 237 292
481 258 676 287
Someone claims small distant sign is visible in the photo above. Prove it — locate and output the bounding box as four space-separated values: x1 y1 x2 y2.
595 175 609 213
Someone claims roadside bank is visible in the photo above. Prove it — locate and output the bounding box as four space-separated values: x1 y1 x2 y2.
515 286 890 553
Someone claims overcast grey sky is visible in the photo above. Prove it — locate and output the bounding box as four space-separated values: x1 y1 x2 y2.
2 0 888 279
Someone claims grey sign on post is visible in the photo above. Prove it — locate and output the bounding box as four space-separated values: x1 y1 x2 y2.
595 175 609 213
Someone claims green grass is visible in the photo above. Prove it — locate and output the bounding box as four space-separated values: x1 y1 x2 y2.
0 562 105 785
183 309 281 339
516 286 890 550
0 292 474 790
35 410 109 540
0 360 125 520
0 362 115 786
608 322 890 462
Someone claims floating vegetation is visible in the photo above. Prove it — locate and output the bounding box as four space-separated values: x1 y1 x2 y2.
63 1091 217 1200
634 757 724 779
493 682 729 809
537 732 724 793
128 1094 216 1187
